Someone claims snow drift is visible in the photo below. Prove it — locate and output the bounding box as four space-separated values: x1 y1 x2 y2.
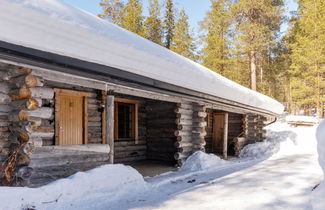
240 123 297 159
0 164 148 210
312 120 325 210
0 0 283 115
180 151 226 172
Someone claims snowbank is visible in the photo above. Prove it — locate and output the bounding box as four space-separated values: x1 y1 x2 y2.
0 0 283 115
180 151 226 172
0 164 148 210
239 123 298 159
312 120 325 210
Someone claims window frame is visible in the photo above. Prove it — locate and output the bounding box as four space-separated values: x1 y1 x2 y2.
114 98 139 143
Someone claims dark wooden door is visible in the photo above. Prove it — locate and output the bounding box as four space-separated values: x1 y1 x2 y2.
212 113 225 153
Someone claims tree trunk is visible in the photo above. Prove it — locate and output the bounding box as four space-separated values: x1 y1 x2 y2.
250 50 257 91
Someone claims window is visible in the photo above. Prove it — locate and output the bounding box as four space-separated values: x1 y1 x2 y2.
114 98 138 141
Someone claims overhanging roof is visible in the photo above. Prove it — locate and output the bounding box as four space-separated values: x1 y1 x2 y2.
0 0 284 116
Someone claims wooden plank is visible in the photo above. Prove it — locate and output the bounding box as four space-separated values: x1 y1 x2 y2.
114 102 118 140
53 88 92 97
134 103 139 144
84 96 88 144
114 98 139 104
106 95 115 164
101 91 107 144
54 91 60 145
223 112 229 159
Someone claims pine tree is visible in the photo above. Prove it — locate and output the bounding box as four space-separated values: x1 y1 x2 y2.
288 0 325 117
200 0 231 76
121 0 144 36
144 0 163 45
98 0 125 25
163 0 175 49
170 9 196 60
230 0 284 90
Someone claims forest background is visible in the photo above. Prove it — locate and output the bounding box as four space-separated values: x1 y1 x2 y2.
64 0 325 117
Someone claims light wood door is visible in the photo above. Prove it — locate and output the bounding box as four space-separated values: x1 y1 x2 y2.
58 95 84 145
212 113 225 153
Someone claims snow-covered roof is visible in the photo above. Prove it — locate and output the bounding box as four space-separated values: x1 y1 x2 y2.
0 0 284 115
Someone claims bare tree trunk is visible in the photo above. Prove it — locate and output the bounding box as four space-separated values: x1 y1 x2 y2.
250 50 257 91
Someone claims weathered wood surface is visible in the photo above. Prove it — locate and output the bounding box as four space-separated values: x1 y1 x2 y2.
106 95 114 164
147 100 177 163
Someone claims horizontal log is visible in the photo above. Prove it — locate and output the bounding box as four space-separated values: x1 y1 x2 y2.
0 132 10 138
175 141 193 148
10 87 54 100
87 98 100 104
0 82 10 94
115 145 147 152
0 127 9 132
193 111 207 118
174 108 193 115
0 104 11 113
10 98 42 110
176 113 192 120
192 132 207 138
3 66 32 81
0 93 11 104
88 116 101 121
88 121 101 127
18 108 53 121
11 75 44 88
114 140 146 146
30 132 54 139
174 130 192 137
176 118 205 125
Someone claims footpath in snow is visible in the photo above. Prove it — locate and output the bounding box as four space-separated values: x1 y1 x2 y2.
0 122 323 210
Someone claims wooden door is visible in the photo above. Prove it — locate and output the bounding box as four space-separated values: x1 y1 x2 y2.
58 95 83 145
55 89 90 146
212 113 225 153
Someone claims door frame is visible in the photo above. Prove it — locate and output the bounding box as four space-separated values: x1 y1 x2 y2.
212 112 229 158
54 88 92 146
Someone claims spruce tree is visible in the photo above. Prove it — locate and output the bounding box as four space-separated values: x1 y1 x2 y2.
200 0 231 76
170 9 196 60
144 0 163 45
121 0 144 36
98 0 125 25
163 0 175 49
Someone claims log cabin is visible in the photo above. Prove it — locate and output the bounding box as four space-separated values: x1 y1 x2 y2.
0 0 283 187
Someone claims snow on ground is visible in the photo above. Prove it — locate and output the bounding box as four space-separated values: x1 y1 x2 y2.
286 115 319 123
312 120 325 210
0 122 322 210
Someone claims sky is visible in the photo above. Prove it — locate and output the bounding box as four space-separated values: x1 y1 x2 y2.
61 0 298 33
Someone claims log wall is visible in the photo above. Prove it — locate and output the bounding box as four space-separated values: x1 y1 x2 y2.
146 100 177 163
174 102 206 166
41 80 102 146
0 64 50 186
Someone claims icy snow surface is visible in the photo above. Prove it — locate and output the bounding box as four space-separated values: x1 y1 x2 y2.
312 120 325 210
0 122 322 210
0 0 283 114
